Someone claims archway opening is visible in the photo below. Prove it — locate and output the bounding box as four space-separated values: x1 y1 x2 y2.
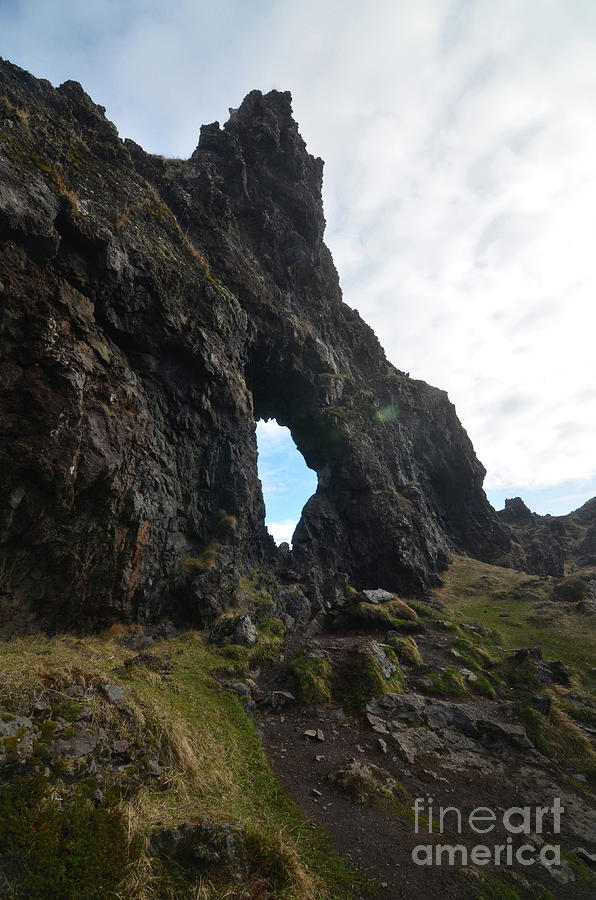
256 419 317 545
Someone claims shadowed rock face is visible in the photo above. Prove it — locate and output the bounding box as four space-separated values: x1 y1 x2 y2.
497 495 596 576
497 498 565 576
0 60 520 630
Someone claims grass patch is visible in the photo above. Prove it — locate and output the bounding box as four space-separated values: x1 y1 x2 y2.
406 600 435 618
232 571 275 618
453 637 497 670
562 849 596 887
181 539 219 573
559 699 596 728
385 635 422 664
345 598 420 630
0 773 132 899
521 706 596 777
436 556 596 683
419 667 468 698
329 760 414 820
0 629 372 899
290 650 334 705
495 654 543 695
470 673 497 700
213 618 285 678
335 645 403 713
468 869 553 899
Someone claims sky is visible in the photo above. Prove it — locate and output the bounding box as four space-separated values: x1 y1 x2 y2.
2 0 595 543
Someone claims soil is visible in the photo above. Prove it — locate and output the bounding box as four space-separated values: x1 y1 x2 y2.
256 626 596 899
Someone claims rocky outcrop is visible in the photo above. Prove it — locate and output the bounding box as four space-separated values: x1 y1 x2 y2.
497 497 566 575
0 59 525 630
497 495 596 576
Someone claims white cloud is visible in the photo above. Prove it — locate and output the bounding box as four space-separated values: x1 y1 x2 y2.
266 519 297 546
2 0 595 509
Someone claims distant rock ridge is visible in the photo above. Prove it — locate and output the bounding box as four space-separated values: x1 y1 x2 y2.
497 495 596 575
0 58 564 630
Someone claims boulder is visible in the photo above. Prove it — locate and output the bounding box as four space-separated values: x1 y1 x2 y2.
210 615 258 647
358 589 395 605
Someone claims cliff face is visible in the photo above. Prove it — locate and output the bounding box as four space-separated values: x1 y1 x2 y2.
498 495 596 576
0 60 518 630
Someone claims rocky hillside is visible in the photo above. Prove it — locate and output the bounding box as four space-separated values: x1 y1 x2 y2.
0 57 535 633
1 60 595 900
499 497 596 579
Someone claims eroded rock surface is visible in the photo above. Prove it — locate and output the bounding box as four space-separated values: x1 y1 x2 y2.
1 60 534 630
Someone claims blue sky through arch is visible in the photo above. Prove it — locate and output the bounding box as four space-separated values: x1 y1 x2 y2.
256 420 317 545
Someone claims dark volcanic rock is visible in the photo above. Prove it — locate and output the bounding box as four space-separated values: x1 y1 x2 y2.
498 495 596 576
0 59 524 630
497 497 565 576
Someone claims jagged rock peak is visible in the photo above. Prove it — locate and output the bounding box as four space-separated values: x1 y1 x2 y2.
0 59 532 631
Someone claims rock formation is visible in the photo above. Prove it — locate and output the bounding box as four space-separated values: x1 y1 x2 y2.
0 59 534 630
497 495 596 576
497 497 566 576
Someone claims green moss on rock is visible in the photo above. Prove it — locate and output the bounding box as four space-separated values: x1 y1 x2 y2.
291 650 334 705
0 773 133 899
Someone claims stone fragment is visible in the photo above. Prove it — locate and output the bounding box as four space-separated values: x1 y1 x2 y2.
366 641 397 679
223 681 251 697
51 726 98 758
359 589 395 605
390 727 445 763
210 615 258 647
102 684 126 705
0 715 33 737
146 756 163 776
366 713 389 734
150 817 246 876
480 720 532 750
572 847 596 868
545 860 576 884
271 690 296 708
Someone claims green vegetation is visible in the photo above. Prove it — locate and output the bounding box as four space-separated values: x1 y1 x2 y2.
436 556 596 683
291 643 404 714
469 869 554 899
453 636 497 670
494 655 551 699
406 600 435 618
0 773 131 900
0 629 373 899
551 575 590 604
385 634 422 664
560 699 596 728
345 599 425 633
181 539 220 573
291 650 334 705
469 673 496 700
0 95 29 127
330 761 414 821
214 617 285 678
521 706 596 777
231 571 275 618
562 849 596 888
419 666 468 698
335 646 403 713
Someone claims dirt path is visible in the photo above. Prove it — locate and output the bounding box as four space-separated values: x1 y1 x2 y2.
256 627 596 899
